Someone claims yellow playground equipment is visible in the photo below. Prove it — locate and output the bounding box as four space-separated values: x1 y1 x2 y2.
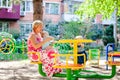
28 51 42 64
0 38 15 54
53 53 86 70
28 39 120 80
0 35 27 60
53 39 94 69
106 51 120 66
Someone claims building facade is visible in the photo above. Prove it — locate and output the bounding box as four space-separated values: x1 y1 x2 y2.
0 0 64 40
0 0 113 40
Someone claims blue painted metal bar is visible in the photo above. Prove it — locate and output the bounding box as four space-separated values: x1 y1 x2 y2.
106 43 115 70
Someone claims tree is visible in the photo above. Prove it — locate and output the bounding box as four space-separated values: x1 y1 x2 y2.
86 24 104 40
61 21 91 39
33 0 43 21
13 0 43 21
75 0 120 46
102 25 115 46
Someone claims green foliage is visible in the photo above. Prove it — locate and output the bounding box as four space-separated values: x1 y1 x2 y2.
54 43 73 54
10 0 22 5
61 21 88 39
14 39 27 54
0 32 28 60
102 36 115 46
86 24 104 40
104 25 114 36
0 32 15 45
9 28 20 39
102 25 115 46
45 23 61 40
62 21 80 39
84 43 103 51
76 0 120 19
0 32 13 38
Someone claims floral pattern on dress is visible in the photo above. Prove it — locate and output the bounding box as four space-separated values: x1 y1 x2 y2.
27 32 62 77
40 49 62 77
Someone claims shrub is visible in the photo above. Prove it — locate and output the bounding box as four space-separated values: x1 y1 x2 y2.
102 25 115 46
61 21 87 39
86 24 104 40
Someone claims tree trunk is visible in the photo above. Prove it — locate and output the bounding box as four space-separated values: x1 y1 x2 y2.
113 8 118 47
33 0 43 21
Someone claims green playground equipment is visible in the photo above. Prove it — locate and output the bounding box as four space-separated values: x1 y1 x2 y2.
89 49 100 66
28 39 120 80
0 32 27 60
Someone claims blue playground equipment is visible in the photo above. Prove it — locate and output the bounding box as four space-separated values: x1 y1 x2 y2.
106 43 115 70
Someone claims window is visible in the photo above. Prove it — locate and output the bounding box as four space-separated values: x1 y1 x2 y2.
45 3 59 15
0 0 12 8
20 1 33 12
69 4 77 14
20 1 25 12
0 22 9 32
26 1 33 12
20 23 32 39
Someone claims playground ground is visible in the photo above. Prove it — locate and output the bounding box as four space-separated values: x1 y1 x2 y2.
0 60 120 80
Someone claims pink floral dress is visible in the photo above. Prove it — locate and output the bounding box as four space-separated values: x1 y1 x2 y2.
27 32 62 77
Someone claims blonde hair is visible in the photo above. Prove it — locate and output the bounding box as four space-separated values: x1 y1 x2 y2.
75 36 83 39
32 20 43 31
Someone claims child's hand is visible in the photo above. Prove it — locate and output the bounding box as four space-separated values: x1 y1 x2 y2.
42 31 49 37
49 36 54 40
45 46 53 51
45 37 53 42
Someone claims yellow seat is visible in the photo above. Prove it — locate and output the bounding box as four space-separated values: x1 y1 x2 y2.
107 52 120 66
106 61 120 66
28 51 42 64
53 64 84 69
53 53 86 70
108 52 120 57
30 61 42 64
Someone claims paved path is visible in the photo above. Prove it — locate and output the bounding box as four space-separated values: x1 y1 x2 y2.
0 60 120 80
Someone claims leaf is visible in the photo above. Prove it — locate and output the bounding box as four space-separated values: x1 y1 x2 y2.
75 0 120 19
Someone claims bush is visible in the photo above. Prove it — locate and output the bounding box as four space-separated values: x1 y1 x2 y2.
86 24 104 40
0 32 13 38
102 36 115 46
61 21 86 39
102 25 115 46
54 43 73 54
44 23 61 40
9 28 20 39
